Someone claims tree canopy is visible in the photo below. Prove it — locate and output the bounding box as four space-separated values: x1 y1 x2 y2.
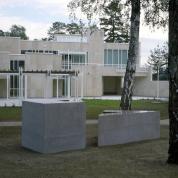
147 43 168 80
10 25 28 40
48 21 84 40
100 1 130 43
147 43 168 71
68 0 168 29
0 25 28 40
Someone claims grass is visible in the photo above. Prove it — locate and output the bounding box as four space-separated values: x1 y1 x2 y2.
0 107 21 122
0 125 177 178
0 99 168 121
85 99 168 120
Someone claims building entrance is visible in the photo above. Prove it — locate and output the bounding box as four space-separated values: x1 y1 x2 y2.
103 76 122 95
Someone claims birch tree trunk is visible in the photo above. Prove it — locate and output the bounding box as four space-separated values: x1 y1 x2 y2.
167 0 178 164
120 0 140 110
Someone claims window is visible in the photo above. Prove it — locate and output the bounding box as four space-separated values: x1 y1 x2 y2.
62 53 87 69
107 49 112 65
21 50 26 54
104 49 128 67
22 49 59 55
113 50 118 65
10 60 25 71
122 50 128 65
10 60 25 97
104 49 107 65
53 51 58 55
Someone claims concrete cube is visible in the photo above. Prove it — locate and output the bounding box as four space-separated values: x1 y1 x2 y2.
98 110 160 146
22 99 86 153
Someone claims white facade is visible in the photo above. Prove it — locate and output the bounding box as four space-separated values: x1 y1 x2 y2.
0 29 168 100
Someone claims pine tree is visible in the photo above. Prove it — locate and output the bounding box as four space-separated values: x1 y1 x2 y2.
100 1 130 43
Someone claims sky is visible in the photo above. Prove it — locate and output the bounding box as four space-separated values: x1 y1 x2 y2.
0 0 168 65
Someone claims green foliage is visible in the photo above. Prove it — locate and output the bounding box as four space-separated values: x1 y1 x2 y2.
0 25 28 40
48 22 66 40
85 99 168 120
10 25 28 40
48 21 84 40
68 0 168 30
0 107 21 121
67 22 81 34
142 0 168 28
100 1 130 42
148 43 168 80
0 30 4 36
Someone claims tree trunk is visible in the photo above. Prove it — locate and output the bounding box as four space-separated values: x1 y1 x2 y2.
120 0 140 110
167 0 178 164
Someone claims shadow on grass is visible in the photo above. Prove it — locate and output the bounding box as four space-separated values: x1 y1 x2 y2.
0 125 175 178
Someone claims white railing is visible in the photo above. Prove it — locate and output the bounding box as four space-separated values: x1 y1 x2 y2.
61 62 148 72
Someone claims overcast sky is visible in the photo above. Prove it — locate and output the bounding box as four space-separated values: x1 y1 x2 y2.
0 0 168 65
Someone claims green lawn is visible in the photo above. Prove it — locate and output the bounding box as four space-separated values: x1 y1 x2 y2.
85 99 168 120
0 107 21 122
0 125 177 178
0 99 168 121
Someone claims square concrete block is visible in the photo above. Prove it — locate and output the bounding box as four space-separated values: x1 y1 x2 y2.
98 111 160 146
22 99 86 153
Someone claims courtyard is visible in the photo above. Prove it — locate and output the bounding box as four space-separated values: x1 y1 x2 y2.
0 99 173 178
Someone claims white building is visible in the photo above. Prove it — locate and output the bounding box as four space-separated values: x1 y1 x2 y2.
0 29 168 101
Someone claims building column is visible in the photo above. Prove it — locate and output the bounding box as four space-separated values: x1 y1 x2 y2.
81 72 84 98
6 75 9 99
25 75 27 99
56 76 59 98
67 75 71 98
121 77 124 88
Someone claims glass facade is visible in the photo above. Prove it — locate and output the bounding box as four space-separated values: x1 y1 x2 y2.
104 49 128 67
62 53 87 69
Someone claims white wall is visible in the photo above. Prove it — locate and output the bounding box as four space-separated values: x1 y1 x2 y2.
134 76 169 98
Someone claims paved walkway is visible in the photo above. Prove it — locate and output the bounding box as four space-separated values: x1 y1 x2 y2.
160 119 169 126
0 121 98 127
0 96 168 107
0 121 22 127
0 119 169 127
86 120 98 124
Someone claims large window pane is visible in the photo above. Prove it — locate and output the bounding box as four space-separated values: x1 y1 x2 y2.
14 61 18 70
119 50 122 65
62 53 86 69
113 50 118 65
122 50 128 64
19 61 25 69
80 55 85 64
73 54 79 63
104 49 107 65
108 49 112 65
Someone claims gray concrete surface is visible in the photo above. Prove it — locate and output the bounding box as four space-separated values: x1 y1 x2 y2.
21 100 86 153
160 119 169 126
0 121 22 126
98 111 160 146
